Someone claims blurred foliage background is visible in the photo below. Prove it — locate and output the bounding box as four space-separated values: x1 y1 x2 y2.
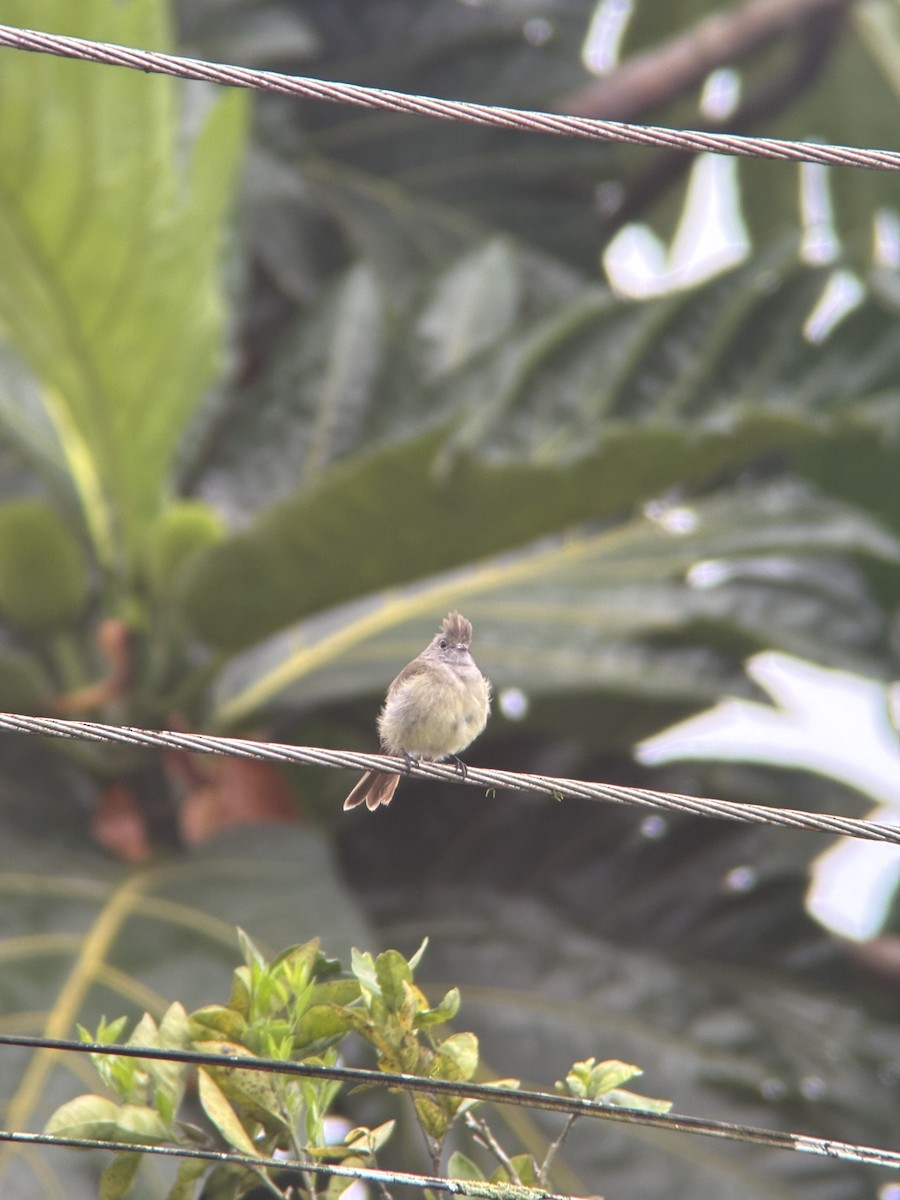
0 0 899 1195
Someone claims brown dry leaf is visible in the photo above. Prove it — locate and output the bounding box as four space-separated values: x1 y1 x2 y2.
91 783 152 863
176 756 299 845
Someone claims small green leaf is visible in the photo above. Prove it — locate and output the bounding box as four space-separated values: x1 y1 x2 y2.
415 987 461 1029
374 949 414 1013
490 1154 536 1186
166 1156 209 1200
236 928 266 970
196 1069 257 1155
99 1151 141 1200
228 966 252 1019
270 937 322 979
45 1094 170 1145
141 1002 191 1106
604 1088 673 1113
0 500 88 631
432 1032 479 1082
296 1003 355 1046
586 1059 643 1099
407 936 429 972
192 1163 251 1200
414 1093 452 1141
0 649 54 712
190 1005 248 1043
145 501 226 595
115 1103 171 1144
45 1094 122 1140
308 979 361 1008
448 1150 487 1181
195 1042 283 1127
344 1119 396 1156
350 947 380 1001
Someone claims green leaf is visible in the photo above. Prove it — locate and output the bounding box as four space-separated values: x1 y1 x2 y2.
144 501 226 595
184 241 900 654
491 1154 536 1187
197 1068 257 1154
236 927 266 971
44 1094 124 1140
0 499 89 631
448 1150 487 1181
190 1005 248 1043
99 1150 141 1200
196 1040 284 1128
350 947 381 1003
432 1031 479 1083
374 949 414 1013
0 0 247 567
604 1088 673 1114
193 1162 251 1200
559 1058 642 1101
415 240 523 382
45 1094 169 1145
212 480 899 724
0 647 55 712
115 1102 172 1144
407 936 430 972
296 1004 355 1046
415 987 461 1029
343 1119 396 1156
166 1156 209 1200
132 1001 191 1111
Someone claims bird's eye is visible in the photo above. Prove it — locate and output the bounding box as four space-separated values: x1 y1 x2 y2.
439 638 448 649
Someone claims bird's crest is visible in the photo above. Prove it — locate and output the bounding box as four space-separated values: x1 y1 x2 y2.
441 611 472 645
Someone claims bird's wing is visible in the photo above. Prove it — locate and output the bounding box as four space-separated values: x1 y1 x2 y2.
385 656 431 698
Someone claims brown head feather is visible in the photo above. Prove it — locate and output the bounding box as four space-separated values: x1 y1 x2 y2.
441 611 472 645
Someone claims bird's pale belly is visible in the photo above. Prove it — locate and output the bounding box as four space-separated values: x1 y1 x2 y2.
379 667 490 759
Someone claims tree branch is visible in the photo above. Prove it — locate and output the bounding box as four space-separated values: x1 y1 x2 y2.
559 0 857 122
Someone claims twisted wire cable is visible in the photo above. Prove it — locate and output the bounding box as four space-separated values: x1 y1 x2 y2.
1 24 899 171
0 712 896 844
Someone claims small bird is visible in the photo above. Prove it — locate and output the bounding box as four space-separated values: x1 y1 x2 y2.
343 611 491 811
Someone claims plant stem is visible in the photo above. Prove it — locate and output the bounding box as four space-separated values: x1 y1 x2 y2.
465 1113 524 1186
538 1114 579 1186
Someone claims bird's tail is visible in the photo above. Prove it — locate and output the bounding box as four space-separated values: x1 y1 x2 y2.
343 770 401 811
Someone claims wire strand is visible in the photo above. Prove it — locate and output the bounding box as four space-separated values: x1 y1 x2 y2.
3 1033 898 1170
0 1128 569 1199
0 711 896 843
1 23 899 172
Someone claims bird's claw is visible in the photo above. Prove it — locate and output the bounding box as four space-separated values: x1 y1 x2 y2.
451 755 468 780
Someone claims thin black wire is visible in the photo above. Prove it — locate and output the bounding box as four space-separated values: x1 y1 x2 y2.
0 711 896 845
5 1033 899 1170
1 23 899 172
0 1128 569 1199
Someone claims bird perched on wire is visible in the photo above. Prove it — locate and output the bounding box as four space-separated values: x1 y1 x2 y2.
343 611 491 811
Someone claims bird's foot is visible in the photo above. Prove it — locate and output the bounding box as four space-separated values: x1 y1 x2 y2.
450 755 468 780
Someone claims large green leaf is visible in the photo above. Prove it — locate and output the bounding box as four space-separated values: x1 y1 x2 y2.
211 480 899 725
182 241 900 651
0 0 246 568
